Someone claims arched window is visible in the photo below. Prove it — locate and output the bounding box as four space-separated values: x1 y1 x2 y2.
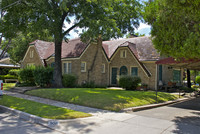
120 66 128 75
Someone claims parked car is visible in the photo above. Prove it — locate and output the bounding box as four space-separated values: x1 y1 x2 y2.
0 80 3 97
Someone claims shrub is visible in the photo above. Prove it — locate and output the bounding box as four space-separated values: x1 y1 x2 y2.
119 75 141 90
18 66 35 84
62 74 77 88
33 66 54 87
180 87 197 93
8 69 20 76
81 81 95 88
0 74 18 82
195 76 200 85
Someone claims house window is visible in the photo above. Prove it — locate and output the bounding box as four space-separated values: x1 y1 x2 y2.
131 67 138 76
102 64 105 73
173 70 181 82
81 62 86 72
120 50 127 58
120 66 128 75
30 50 34 58
63 62 72 74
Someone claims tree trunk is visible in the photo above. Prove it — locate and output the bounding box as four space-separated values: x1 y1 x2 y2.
187 69 191 88
53 38 63 87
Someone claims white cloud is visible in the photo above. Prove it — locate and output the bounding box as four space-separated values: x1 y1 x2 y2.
135 23 151 32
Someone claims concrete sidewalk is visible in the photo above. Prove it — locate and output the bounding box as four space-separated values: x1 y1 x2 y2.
3 90 113 116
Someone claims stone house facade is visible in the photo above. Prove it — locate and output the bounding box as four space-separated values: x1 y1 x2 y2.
22 36 183 89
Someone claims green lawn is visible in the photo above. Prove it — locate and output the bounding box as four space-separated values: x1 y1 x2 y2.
3 83 16 91
25 88 179 111
0 95 91 119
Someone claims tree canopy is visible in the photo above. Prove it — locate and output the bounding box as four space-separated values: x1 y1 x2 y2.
143 0 200 59
1 0 142 87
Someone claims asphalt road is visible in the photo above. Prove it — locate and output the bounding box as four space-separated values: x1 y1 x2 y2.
0 98 200 134
0 108 62 134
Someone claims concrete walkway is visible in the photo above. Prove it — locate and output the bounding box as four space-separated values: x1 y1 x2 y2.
3 90 114 116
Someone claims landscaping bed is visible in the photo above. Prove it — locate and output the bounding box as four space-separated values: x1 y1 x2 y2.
0 95 91 119
25 88 179 111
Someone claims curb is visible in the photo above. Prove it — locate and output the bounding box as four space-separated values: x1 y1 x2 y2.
121 97 193 112
0 105 50 125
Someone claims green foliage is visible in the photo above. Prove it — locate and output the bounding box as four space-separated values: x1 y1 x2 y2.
62 74 77 88
2 0 142 87
0 74 18 82
25 88 179 111
81 81 95 88
119 75 141 90
195 76 200 85
143 0 200 59
180 87 197 93
0 95 91 119
0 68 11 75
8 69 20 76
33 66 54 87
18 66 35 84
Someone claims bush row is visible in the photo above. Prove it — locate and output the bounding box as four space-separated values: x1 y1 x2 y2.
18 66 53 87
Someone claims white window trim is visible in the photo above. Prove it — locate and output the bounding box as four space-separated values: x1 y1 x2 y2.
30 50 34 58
102 64 105 73
81 62 86 72
120 50 127 58
130 66 138 76
63 61 72 74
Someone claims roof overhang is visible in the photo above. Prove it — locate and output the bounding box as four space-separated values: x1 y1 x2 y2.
156 57 200 70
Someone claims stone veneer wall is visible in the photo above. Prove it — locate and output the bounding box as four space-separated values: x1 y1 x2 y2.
110 47 153 88
22 46 43 68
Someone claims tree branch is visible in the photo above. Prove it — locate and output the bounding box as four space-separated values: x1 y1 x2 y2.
63 22 80 36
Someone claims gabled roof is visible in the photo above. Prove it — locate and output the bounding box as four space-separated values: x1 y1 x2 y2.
30 36 159 62
42 38 88 60
30 40 53 60
102 36 160 61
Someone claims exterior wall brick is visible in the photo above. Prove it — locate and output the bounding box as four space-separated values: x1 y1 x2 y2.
22 43 181 89
110 47 152 88
61 42 109 86
22 46 43 67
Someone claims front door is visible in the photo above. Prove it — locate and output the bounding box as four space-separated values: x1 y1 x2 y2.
111 68 118 85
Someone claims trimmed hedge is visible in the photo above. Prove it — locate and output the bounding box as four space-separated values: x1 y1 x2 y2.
119 75 141 90
62 74 77 88
8 69 20 76
0 74 18 82
33 66 53 87
18 66 35 84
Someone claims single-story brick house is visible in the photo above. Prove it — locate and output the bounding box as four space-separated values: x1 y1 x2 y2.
22 36 183 89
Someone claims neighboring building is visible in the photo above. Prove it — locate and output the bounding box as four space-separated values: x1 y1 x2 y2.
22 36 183 89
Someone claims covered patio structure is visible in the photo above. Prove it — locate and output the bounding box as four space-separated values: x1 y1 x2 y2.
155 57 200 90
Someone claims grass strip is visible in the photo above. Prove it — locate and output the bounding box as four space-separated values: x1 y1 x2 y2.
3 83 16 91
25 88 179 111
0 95 91 119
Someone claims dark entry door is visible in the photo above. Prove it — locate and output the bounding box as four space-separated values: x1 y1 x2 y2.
111 68 118 85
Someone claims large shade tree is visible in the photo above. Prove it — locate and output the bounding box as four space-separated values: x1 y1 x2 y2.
143 0 200 59
1 0 141 87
